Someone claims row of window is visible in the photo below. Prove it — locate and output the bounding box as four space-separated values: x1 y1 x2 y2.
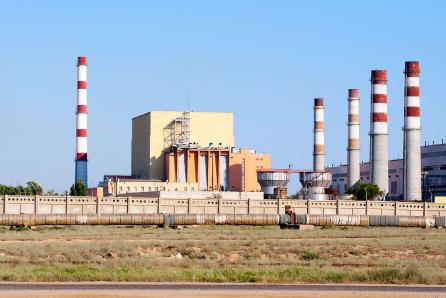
333 169 403 179
421 151 446 158
333 174 400 183
118 186 195 193
423 165 446 171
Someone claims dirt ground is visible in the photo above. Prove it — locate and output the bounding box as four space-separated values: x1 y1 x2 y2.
1 289 445 298
0 225 445 283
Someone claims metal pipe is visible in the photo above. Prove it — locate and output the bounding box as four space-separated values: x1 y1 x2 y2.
0 214 443 228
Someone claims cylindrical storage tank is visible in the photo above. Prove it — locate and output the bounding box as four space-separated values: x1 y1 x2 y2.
299 172 332 199
257 170 290 198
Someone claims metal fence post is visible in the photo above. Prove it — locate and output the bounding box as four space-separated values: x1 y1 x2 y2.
307 199 311 215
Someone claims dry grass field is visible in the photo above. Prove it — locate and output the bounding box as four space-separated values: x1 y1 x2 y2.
0 225 445 283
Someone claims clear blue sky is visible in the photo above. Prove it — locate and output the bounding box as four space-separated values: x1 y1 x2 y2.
1 1 445 192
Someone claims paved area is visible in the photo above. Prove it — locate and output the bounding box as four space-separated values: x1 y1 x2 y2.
0 283 446 298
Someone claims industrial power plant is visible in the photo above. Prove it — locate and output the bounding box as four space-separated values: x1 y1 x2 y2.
67 56 445 203
1 56 446 226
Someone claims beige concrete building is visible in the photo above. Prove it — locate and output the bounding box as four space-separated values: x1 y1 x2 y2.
132 111 234 180
101 178 199 197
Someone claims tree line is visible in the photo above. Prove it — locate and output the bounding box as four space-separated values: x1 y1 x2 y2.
0 180 87 196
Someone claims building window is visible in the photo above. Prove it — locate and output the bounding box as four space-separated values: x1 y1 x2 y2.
191 187 195 191
127 187 130 191
119 187 123 192
154 187 158 191
141 187 145 192
162 187 166 191
148 187 151 191
184 187 187 191
391 181 398 194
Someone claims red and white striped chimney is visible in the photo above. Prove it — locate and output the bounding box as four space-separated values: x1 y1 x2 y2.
313 98 325 172
347 89 360 189
403 61 421 201
369 70 388 195
75 56 88 186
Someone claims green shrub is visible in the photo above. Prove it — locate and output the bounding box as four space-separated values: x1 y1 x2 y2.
301 251 320 260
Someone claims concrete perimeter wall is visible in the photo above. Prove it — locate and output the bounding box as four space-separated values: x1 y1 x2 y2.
1 195 446 217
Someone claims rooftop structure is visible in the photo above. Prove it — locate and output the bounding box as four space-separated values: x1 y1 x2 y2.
131 111 234 180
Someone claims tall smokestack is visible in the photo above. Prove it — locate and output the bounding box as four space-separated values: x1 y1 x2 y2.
403 61 421 201
313 98 325 172
75 56 88 186
347 89 360 189
369 70 388 195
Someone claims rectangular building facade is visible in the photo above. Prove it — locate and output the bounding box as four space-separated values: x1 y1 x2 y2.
166 147 271 192
131 111 235 180
100 177 199 197
327 142 446 198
